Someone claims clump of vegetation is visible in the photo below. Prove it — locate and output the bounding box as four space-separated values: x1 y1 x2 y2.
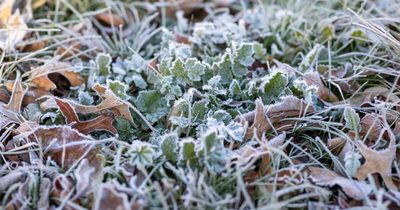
1 0 400 209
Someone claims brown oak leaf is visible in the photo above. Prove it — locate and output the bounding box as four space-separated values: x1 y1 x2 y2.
95 10 125 27
73 83 133 122
0 72 27 123
0 0 28 52
29 126 99 170
355 130 397 190
303 71 339 102
55 98 117 135
29 62 84 91
307 166 373 200
239 96 315 139
93 181 131 210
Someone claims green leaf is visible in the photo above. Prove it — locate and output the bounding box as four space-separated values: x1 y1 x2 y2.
135 90 169 123
229 79 241 96
135 90 162 113
321 25 334 41
171 58 186 81
23 103 42 121
344 151 361 177
261 71 288 104
212 110 232 124
197 130 229 173
299 44 322 72
96 53 112 76
107 80 129 100
114 117 136 141
78 91 94 105
185 58 205 82
192 100 207 122
161 133 179 162
344 107 360 134
128 141 154 166
254 42 267 63
235 42 254 66
214 54 233 84
131 75 147 89
223 122 245 142
179 138 196 161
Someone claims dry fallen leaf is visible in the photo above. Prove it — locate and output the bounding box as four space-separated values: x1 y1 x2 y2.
93 181 131 210
307 166 373 200
360 113 386 144
24 126 99 169
0 0 28 52
95 11 125 27
29 62 84 91
239 96 315 139
355 130 397 190
347 86 400 107
166 0 204 16
0 72 27 122
72 83 133 122
56 41 82 59
303 71 339 102
238 133 286 182
22 39 48 52
55 98 117 135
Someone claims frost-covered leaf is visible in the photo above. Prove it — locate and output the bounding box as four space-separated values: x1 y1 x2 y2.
161 132 179 162
308 166 373 200
344 151 361 177
96 53 112 76
128 141 154 166
197 130 229 173
179 138 196 161
229 79 241 96
22 103 42 121
134 90 169 123
78 91 94 105
222 121 244 142
356 136 397 190
261 71 288 104
299 44 323 72
212 110 232 124
192 100 207 122
107 80 129 100
234 42 254 66
131 75 147 89
185 58 205 81
114 117 136 141
344 107 360 134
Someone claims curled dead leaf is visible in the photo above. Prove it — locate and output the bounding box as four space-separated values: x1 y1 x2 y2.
20 126 100 170
360 113 387 144
303 71 339 102
72 83 133 122
355 131 397 190
93 181 131 210
238 96 315 139
0 72 27 122
95 11 125 27
347 86 400 107
0 0 28 52
55 98 117 134
307 166 373 200
29 62 84 91
56 41 82 59
237 133 286 182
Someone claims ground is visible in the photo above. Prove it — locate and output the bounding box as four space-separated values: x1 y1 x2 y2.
0 0 400 209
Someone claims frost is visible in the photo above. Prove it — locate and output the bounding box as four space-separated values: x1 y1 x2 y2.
128 141 154 166
96 53 112 76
